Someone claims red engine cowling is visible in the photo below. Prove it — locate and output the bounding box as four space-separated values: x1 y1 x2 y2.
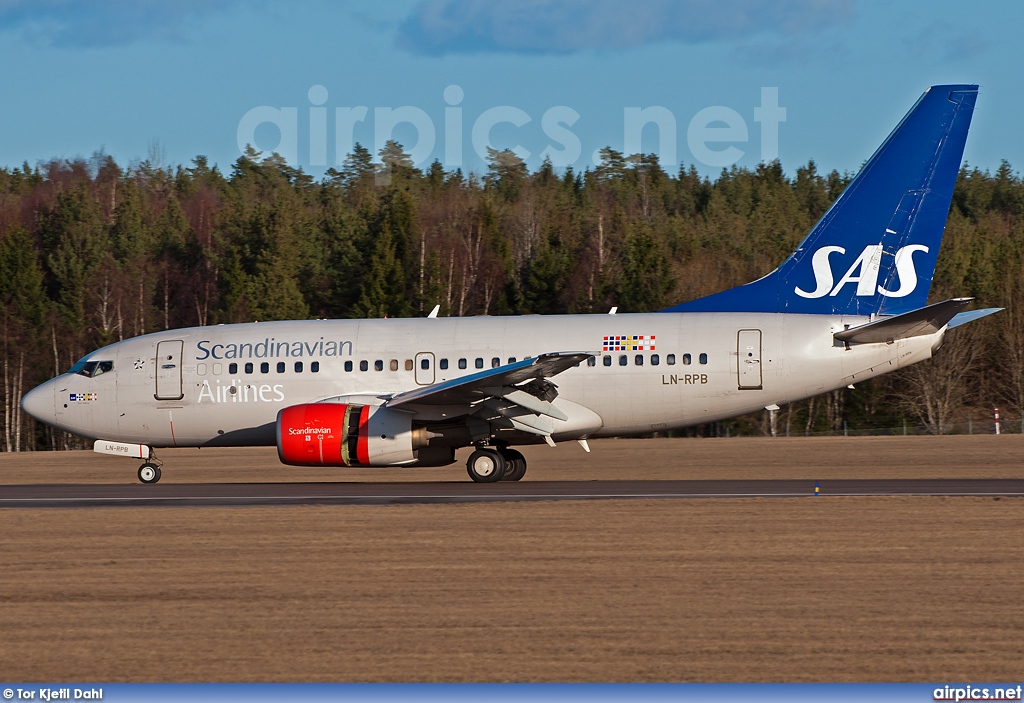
276 403 416 467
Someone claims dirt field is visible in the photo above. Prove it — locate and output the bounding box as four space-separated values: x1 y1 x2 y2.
1 436 1022 682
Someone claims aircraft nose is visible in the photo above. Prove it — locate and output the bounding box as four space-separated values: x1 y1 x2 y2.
21 381 55 423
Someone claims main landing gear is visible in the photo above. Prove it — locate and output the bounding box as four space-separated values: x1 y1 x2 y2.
466 447 528 483
501 448 527 482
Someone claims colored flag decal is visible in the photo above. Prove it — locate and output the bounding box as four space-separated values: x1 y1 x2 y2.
602 335 656 351
70 392 98 402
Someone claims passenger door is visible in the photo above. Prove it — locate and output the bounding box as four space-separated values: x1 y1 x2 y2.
155 340 184 400
737 329 762 390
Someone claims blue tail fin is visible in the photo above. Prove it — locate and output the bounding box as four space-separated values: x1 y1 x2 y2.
663 84 978 315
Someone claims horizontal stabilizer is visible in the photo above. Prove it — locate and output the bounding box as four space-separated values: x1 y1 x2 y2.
948 307 1002 330
834 298 973 344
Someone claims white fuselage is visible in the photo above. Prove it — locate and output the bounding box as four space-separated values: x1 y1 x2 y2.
36 312 939 448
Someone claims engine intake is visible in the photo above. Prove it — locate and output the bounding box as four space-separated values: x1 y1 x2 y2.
277 403 418 467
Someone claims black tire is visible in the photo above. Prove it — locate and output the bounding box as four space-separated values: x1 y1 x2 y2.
466 449 506 483
500 449 527 481
138 463 161 484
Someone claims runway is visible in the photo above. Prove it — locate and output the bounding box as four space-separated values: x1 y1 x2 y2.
1 478 1022 508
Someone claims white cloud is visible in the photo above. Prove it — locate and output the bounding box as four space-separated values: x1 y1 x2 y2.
0 0 248 48
397 0 856 56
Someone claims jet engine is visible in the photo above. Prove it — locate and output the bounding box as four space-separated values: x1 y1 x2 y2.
277 403 423 467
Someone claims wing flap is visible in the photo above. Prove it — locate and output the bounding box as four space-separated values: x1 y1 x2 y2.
479 387 569 421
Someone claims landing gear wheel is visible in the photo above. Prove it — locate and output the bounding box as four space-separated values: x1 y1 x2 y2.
138 463 162 484
500 449 527 481
467 449 506 483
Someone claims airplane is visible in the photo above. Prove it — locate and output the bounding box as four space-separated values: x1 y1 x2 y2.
21 84 999 484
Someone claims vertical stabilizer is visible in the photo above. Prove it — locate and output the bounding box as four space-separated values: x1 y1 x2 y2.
664 85 978 315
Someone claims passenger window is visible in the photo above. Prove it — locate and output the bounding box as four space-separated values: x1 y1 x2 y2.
229 363 238 374
405 359 413 371
603 356 612 367
213 363 223 375
311 361 320 373
508 357 516 364
587 357 596 367
390 359 399 371
491 357 500 368
683 354 692 365
260 362 269 374
651 354 660 366
344 361 352 372
421 358 430 370
475 358 484 369
359 360 368 372
374 360 383 371
295 361 303 373
244 362 253 374
699 353 708 365
440 358 449 370
635 354 644 366
619 355 627 366
277 362 286 373
667 354 676 366
197 363 207 376
458 358 467 370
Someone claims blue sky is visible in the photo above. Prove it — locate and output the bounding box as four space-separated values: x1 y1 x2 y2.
0 0 1020 179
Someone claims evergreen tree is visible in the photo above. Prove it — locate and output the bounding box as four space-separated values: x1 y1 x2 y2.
613 223 675 312
352 224 408 318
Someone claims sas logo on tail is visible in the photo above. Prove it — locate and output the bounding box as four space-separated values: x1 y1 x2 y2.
795 244 929 299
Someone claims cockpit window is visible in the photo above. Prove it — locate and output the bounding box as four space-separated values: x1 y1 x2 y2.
75 360 114 378
67 355 90 375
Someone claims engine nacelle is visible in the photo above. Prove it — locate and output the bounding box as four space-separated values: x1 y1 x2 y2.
277 403 417 467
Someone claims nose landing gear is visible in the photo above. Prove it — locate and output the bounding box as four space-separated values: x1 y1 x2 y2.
138 449 162 484
138 463 161 483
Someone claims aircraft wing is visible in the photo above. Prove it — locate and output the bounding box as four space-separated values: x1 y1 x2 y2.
385 352 594 437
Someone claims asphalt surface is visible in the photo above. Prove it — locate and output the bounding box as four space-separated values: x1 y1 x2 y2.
1 478 1022 508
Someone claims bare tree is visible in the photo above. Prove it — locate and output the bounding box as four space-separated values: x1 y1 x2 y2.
826 389 845 434
894 324 984 434
996 286 1024 416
